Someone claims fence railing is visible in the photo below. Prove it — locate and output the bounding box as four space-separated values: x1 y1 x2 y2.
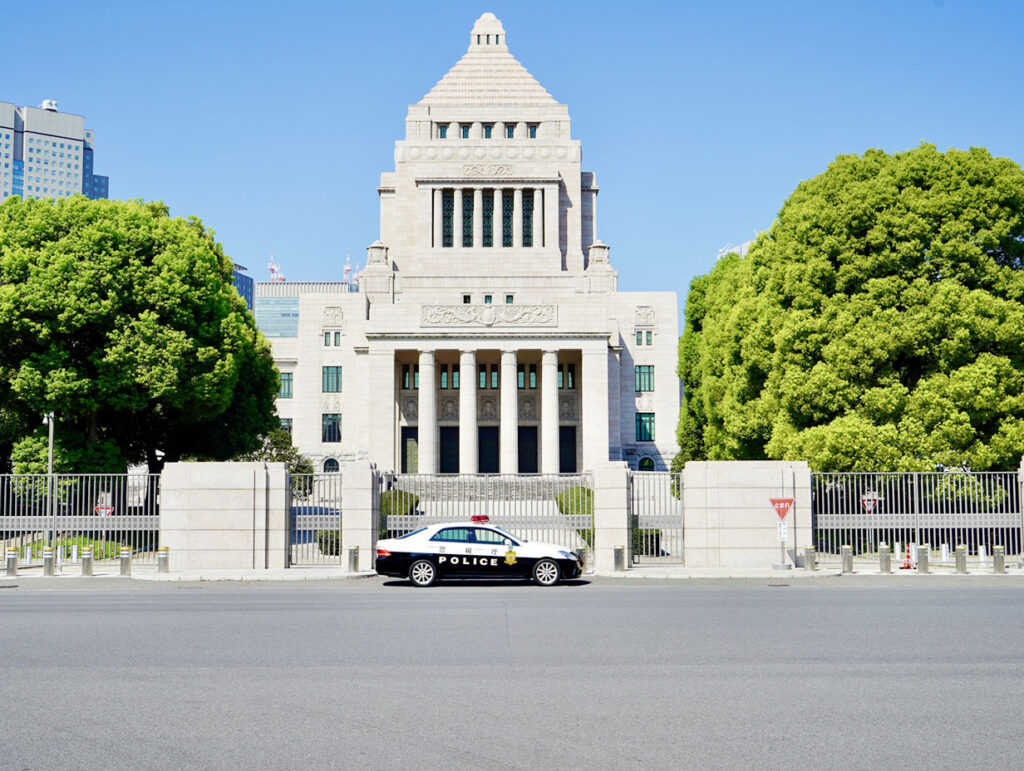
0 473 161 566
812 471 1022 566
630 471 684 564
289 473 343 566
378 473 594 550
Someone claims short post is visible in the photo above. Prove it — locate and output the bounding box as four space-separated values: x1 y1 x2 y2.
613 546 626 572
577 548 591 574
119 545 132 577
346 545 359 572
81 546 93 576
43 547 55 577
879 544 891 574
6 550 17 577
157 546 169 574
918 544 929 574
955 544 967 574
841 545 853 574
804 547 816 571
993 546 1005 574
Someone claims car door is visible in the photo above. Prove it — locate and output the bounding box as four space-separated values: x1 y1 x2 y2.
470 527 523 577
429 527 474 576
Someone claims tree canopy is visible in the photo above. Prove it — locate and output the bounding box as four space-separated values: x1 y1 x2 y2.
678 144 1024 471
0 196 279 473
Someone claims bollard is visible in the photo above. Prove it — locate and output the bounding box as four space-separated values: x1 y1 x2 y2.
119 545 132 577
955 544 967 574
613 546 626 572
804 547 816 571
841 545 853 574
918 544 929 574
81 546 93 576
6 550 17 577
879 544 891 574
157 547 169 574
346 545 359 573
576 548 591 574
993 546 1005 574
43 547 55 577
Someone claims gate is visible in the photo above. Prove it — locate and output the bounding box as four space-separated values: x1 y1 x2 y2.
377 473 594 551
1 473 161 567
811 471 1022 567
288 473 342 566
629 471 684 564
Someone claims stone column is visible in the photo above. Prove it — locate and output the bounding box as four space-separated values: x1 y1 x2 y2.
432 188 443 249
454 188 463 249
544 183 558 252
341 462 378 571
473 188 483 247
368 349 397 471
540 350 559 474
418 350 437 474
459 350 478 474
533 188 543 247
581 346 609 471
593 462 631 572
513 187 523 248
499 350 518 473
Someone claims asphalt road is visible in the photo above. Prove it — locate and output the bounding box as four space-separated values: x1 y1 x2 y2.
2 579 1022 770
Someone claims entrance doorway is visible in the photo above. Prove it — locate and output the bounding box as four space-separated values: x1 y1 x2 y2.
439 427 459 473
518 426 538 473
401 427 418 473
559 426 577 473
478 427 499 473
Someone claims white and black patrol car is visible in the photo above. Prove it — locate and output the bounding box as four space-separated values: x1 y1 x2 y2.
375 516 583 587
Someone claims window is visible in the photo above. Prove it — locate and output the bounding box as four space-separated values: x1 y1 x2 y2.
559 363 576 389
431 527 472 543
646 331 653 345
484 294 492 304
323 458 339 472
473 528 513 545
483 124 493 139
438 124 447 139
322 366 342 393
441 189 454 247
479 364 498 389
635 412 655 442
635 365 654 392
482 190 494 246
452 364 460 389
322 413 342 442
334 331 341 346
638 457 655 471
280 418 293 435
440 366 448 390
505 294 513 304
463 294 471 304
278 372 293 398
325 332 331 346
522 191 533 247
518 363 525 389
401 364 419 390
506 124 515 139
501 190 514 247
461 191 474 247
461 125 469 139
518 364 536 389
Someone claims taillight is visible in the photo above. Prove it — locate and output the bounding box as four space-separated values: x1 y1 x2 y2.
376 549 391 558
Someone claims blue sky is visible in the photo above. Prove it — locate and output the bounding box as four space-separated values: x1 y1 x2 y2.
4 0 1023 312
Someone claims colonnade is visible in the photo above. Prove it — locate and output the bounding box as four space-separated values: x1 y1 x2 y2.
431 186 556 249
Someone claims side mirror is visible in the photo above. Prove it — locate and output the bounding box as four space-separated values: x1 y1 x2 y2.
504 539 512 547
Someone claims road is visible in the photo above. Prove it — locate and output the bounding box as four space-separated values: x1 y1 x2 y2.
2 578 1022 769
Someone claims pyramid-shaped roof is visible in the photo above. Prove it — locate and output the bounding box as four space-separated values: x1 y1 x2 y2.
419 13 558 107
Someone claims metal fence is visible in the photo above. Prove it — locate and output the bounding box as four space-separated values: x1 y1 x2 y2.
1 473 161 567
288 473 343 566
812 471 1022 566
630 471 684 564
378 473 594 550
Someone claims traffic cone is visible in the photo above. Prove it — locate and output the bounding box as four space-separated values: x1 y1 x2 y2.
900 543 912 570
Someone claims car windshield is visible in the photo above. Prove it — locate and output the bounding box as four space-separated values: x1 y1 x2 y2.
397 528 427 540
491 526 524 544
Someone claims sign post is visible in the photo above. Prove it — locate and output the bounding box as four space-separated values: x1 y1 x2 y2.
770 498 794 570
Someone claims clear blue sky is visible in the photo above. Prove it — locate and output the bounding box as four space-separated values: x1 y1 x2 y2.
4 0 1023 311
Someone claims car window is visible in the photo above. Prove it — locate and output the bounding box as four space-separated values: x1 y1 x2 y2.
398 528 426 540
472 528 509 545
430 527 472 543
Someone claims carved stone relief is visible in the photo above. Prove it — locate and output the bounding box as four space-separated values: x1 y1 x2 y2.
322 395 342 411
323 307 345 326
634 306 655 327
479 396 499 421
636 394 654 412
463 163 513 177
421 304 557 327
402 397 418 421
440 395 459 421
518 395 537 420
559 396 578 420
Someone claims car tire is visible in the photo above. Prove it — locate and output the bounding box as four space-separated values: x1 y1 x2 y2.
409 559 438 587
532 558 561 586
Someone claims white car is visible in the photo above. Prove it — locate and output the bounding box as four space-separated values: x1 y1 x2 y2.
375 516 583 587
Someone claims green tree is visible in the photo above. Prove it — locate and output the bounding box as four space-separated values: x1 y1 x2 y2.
679 144 1024 471
238 429 314 476
0 196 280 473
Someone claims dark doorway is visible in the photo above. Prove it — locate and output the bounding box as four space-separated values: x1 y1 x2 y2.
440 427 459 473
559 426 577 473
478 427 499 473
518 426 538 473
401 426 418 473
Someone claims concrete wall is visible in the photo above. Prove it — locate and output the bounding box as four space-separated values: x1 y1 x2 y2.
160 462 289 571
683 461 812 569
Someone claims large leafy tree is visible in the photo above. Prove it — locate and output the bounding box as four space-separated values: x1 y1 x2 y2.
0 196 279 473
678 144 1024 471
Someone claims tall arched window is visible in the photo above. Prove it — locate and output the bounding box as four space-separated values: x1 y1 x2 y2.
323 458 339 473
638 457 655 471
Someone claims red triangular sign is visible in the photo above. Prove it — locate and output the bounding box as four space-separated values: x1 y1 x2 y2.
861 496 878 514
770 498 794 520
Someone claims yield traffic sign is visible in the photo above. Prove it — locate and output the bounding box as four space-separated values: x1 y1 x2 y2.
770 498 794 520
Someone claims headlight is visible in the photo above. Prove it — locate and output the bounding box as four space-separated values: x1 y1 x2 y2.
559 550 577 561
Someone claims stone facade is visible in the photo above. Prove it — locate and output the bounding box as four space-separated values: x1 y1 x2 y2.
259 13 678 474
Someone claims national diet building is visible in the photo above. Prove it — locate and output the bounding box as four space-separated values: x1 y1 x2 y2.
256 13 679 475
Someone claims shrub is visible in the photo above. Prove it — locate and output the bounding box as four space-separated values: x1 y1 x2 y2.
316 530 341 556
555 486 593 548
380 489 419 518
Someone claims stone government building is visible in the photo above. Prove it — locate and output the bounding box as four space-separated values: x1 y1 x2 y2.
256 13 679 474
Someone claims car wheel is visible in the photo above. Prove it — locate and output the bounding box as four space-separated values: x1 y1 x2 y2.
409 559 437 587
532 558 560 586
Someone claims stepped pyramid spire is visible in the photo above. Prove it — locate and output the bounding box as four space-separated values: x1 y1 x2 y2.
419 13 558 106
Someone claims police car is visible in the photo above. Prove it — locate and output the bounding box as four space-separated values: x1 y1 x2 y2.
375 516 583 587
